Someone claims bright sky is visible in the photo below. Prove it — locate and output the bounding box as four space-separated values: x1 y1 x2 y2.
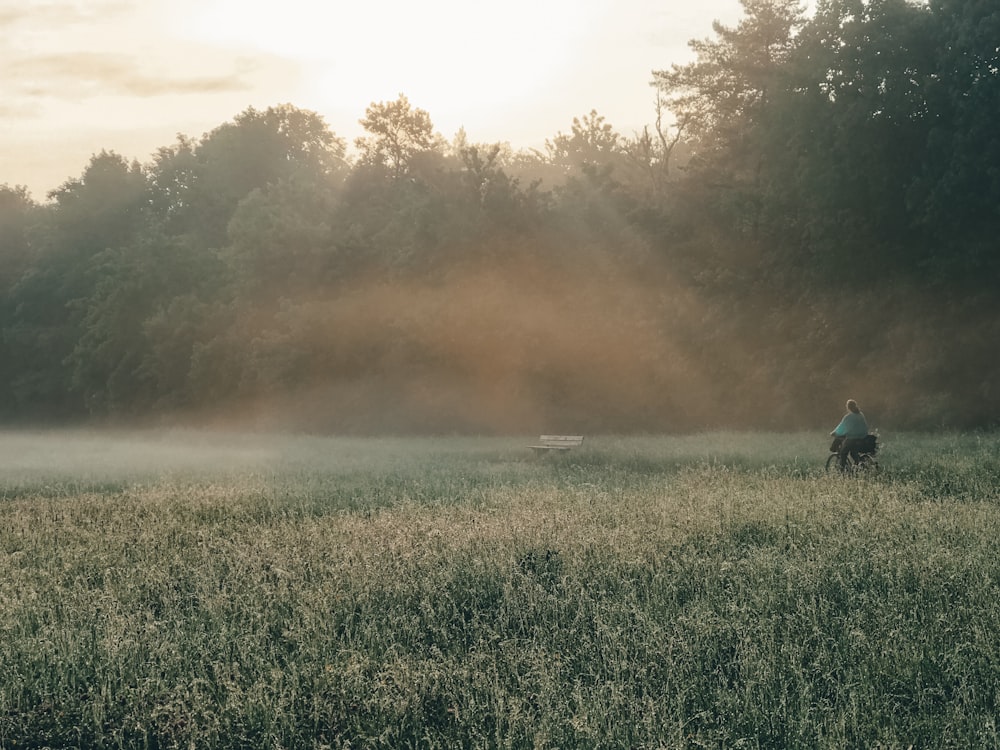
2 0 754 200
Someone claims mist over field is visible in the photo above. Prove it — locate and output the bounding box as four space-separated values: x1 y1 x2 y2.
179 257 716 435
140 262 984 437
0 429 478 485
0 429 271 481
0 428 825 493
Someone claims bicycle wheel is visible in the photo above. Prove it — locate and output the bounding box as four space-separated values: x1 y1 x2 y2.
855 453 879 474
825 453 841 473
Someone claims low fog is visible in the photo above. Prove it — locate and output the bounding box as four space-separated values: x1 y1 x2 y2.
131 252 960 436
0 429 277 485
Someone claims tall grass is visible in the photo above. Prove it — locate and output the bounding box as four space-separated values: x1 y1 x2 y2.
1 431 999 748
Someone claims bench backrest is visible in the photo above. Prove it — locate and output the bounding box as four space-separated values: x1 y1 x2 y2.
538 435 584 448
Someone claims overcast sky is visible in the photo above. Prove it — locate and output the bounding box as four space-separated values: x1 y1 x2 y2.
2 0 759 199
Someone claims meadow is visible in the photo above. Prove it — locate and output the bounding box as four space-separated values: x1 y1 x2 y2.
1 429 999 749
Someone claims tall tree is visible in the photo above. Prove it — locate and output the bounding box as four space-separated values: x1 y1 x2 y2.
354 94 446 179
910 0 1000 280
223 175 342 297
3 153 149 416
150 104 347 248
0 185 36 285
652 0 807 235
756 0 943 279
653 0 806 163
545 110 625 176
0 185 39 418
457 143 543 235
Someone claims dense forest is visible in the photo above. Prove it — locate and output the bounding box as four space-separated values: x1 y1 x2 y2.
1 0 998 433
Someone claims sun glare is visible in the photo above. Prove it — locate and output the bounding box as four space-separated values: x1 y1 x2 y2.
190 0 608 138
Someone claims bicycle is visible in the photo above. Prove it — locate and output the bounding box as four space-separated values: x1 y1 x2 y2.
826 434 879 474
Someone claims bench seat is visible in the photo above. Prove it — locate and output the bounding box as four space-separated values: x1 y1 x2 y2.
528 435 584 453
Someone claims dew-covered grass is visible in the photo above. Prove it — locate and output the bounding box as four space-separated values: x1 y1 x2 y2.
1 430 998 748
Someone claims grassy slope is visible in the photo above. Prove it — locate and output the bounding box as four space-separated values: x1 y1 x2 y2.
1 431 999 748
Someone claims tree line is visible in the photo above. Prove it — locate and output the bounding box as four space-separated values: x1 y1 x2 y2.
2 0 997 432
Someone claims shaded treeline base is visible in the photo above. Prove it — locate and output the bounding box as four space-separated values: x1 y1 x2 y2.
165 271 999 435
1 0 998 432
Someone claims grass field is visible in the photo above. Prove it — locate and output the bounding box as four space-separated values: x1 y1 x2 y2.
1 430 999 748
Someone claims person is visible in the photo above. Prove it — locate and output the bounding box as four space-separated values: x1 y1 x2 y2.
830 399 869 469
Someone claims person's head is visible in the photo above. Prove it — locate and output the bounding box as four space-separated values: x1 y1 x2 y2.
846 399 860 413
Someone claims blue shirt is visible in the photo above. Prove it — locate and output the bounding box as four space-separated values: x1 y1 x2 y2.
832 411 868 439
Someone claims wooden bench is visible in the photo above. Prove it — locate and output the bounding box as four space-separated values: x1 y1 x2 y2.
528 435 584 453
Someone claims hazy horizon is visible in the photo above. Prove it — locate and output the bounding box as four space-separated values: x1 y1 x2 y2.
2 0 773 199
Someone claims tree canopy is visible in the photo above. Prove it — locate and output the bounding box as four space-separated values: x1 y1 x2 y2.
2 0 997 431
